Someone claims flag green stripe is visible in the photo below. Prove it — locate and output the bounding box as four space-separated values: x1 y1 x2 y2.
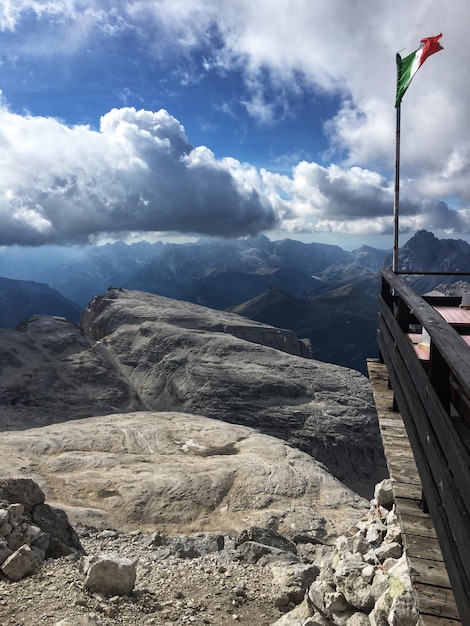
396 50 421 106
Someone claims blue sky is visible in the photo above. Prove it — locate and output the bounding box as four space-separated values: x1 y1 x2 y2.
0 1 468 251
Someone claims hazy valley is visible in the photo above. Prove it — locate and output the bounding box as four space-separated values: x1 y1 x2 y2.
2 229 470 375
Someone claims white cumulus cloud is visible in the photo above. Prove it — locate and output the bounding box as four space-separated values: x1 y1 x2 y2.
0 105 277 245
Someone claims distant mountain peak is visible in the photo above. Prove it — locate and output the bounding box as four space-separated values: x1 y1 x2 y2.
399 229 470 272
412 229 436 240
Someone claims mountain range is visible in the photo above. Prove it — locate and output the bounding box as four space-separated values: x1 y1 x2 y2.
1 229 469 544
1 230 470 374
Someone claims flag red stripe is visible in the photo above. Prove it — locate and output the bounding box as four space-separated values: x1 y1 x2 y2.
418 33 443 68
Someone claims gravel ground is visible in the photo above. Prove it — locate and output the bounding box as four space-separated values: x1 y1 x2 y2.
0 525 316 626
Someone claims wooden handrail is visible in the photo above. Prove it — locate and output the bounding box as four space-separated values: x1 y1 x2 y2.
378 270 470 625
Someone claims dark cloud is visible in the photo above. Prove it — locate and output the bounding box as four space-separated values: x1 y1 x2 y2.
0 107 278 246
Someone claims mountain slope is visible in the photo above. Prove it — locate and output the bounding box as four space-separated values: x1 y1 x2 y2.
123 237 339 307
397 229 470 272
229 274 381 374
0 277 81 328
12 236 366 309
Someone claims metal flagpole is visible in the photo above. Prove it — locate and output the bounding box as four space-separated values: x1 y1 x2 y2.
393 53 401 274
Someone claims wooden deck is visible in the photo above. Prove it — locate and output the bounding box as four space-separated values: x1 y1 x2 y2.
367 359 462 625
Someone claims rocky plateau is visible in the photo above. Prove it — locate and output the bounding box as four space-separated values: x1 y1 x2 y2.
1 288 387 498
0 287 395 625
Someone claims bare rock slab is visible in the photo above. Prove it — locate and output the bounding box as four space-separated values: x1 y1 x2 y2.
0 412 366 538
1 289 387 497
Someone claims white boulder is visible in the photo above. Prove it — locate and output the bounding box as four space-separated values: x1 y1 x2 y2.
80 553 136 597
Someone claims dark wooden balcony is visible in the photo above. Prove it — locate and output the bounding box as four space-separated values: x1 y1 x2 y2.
368 270 470 625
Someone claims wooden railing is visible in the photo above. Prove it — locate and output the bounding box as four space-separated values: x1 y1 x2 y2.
378 270 470 625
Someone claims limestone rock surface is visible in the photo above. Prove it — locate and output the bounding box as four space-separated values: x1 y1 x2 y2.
1 544 37 581
0 412 366 537
0 478 83 580
0 481 419 626
80 553 136 596
80 289 386 495
0 288 387 496
0 315 143 430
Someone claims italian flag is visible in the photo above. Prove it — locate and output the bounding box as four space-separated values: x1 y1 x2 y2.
395 33 443 107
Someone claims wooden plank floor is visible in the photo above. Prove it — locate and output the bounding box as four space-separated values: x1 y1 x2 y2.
367 359 462 625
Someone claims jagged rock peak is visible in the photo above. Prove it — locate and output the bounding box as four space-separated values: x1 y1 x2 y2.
399 229 470 271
